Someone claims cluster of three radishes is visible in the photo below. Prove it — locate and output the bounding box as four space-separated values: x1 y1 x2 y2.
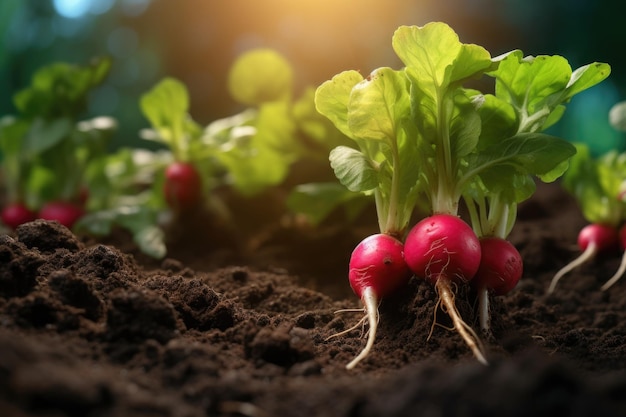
343 213 522 369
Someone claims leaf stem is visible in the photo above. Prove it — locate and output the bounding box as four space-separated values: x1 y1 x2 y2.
384 137 402 235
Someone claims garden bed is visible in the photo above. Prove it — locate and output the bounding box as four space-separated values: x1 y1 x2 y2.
1 180 626 417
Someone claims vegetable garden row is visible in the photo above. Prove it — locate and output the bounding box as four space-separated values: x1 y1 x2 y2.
2 21 626 369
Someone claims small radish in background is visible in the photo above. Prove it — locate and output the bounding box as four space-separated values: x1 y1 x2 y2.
1 202 37 230
335 233 412 370
403 213 488 365
39 201 85 229
472 237 523 332
163 161 203 212
547 223 619 294
600 224 626 291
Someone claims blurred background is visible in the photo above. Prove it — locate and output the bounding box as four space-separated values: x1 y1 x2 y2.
2 0 625 154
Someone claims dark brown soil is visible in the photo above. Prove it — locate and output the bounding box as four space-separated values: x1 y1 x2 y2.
1 181 626 417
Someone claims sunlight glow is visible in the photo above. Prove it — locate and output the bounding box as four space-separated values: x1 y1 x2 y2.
53 0 149 19
53 0 91 19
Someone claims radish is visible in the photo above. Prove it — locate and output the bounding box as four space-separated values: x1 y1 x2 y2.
472 237 523 332
39 201 85 229
403 214 487 365
547 223 619 294
1 202 37 230
600 224 626 291
163 162 203 212
337 233 412 370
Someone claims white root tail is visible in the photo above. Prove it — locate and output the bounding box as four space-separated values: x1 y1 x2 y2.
477 287 490 335
346 287 379 370
601 250 626 291
547 243 597 294
436 280 488 366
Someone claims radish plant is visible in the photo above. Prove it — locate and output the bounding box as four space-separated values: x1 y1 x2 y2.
316 21 610 366
548 142 626 293
345 233 412 369
315 65 421 368
0 58 114 231
139 77 209 214
459 48 611 330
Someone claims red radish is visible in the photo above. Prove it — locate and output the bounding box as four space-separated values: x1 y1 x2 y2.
472 237 523 332
337 233 412 370
600 224 626 291
403 214 487 365
474 237 523 296
39 201 85 229
163 162 202 212
404 214 481 285
547 223 619 294
1 202 37 229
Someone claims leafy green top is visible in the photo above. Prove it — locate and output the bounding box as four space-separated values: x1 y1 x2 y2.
315 22 610 237
0 58 114 207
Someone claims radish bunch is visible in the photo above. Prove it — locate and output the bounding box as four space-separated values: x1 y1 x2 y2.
316 22 609 369
344 214 524 367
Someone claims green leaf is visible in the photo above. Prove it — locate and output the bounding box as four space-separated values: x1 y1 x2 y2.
203 102 297 196
77 205 166 259
392 23 492 95
329 146 378 192
13 58 111 119
132 226 167 259
228 48 293 105
0 116 29 157
315 70 364 139
561 143 623 225
471 93 518 150
254 101 299 156
564 62 612 100
347 67 410 142
212 128 291 196
22 117 73 157
140 77 195 158
469 133 576 187
489 52 611 133
450 93 481 158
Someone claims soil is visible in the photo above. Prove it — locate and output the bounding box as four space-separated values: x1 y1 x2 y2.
1 180 626 417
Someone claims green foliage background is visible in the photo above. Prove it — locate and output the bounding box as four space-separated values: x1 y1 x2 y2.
2 0 625 155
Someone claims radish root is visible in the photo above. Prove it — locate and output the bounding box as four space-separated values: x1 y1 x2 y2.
601 250 626 291
477 287 490 334
547 243 597 294
325 314 367 341
436 279 488 365
346 287 379 370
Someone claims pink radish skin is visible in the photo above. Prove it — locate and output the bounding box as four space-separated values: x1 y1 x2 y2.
548 223 619 294
473 237 523 333
404 214 487 365
349 234 411 299
601 224 626 291
1 203 37 230
341 233 412 370
39 201 85 229
404 214 481 285
474 237 523 296
164 162 202 212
